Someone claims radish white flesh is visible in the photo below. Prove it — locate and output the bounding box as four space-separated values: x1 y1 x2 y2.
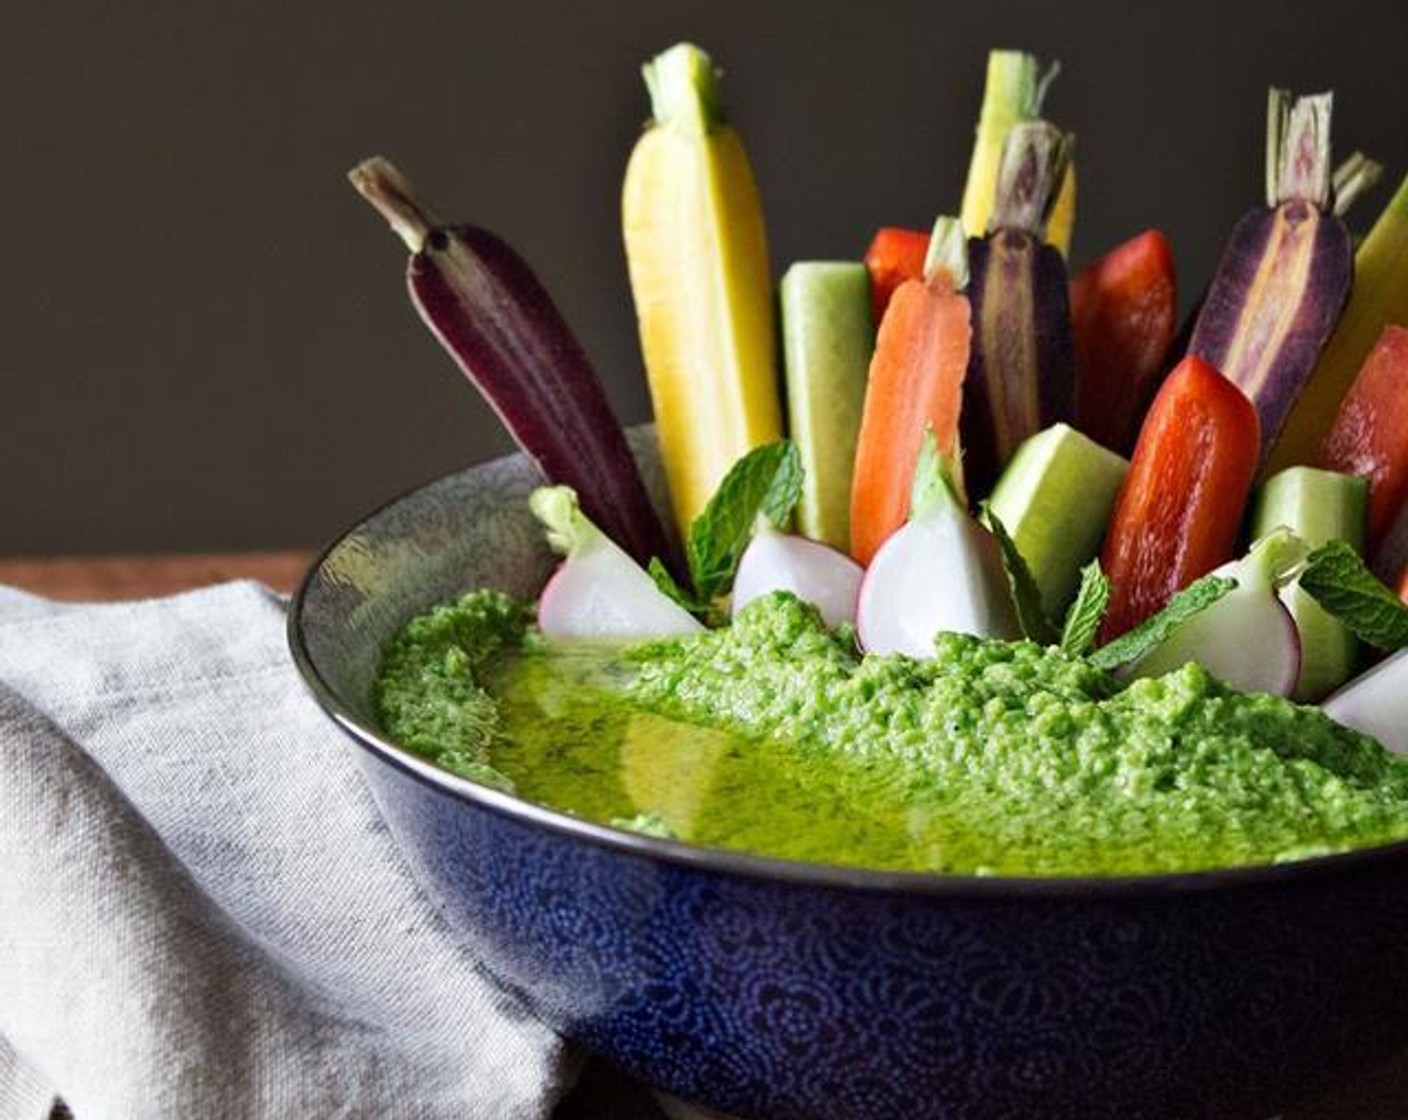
1323 649 1408 756
531 486 703 640
856 436 1019 656
1120 531 1304 696
732 530 863 629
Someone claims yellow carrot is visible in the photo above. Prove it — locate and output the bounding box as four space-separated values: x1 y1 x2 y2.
960 50 1074 255
622 43 783 537
1268 173 1408 472
1047 165 1077 257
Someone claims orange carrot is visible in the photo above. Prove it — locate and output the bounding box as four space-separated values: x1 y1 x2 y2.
851 218 972 566
1398 566 1408 607
1099 355 1261 641
863 227 929 327
1317 326 1408 553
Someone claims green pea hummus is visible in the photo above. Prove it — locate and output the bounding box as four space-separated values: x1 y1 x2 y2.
374 589 1408 876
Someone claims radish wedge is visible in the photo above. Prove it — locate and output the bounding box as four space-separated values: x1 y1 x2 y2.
857 436 1019 656
1323 649 1408 756
531 487 703 640
732 529 863 629
1119 532 1305 696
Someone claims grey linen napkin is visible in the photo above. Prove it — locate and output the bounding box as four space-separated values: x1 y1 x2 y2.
0 581 572 1120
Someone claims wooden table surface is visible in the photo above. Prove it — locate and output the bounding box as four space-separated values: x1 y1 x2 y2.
4 552 1405 1118
0 551 313 601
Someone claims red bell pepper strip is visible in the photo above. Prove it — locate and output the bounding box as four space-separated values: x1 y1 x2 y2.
1070 229 1178 455
1317 326 1408 553
863 227 929 327
1098 355 1261 641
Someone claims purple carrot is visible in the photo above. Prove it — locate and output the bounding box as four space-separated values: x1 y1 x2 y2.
960 121 1076 500
350 157 679 574
1188 91 1373 464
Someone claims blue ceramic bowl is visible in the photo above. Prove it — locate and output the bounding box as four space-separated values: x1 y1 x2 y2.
289 435 1408 1120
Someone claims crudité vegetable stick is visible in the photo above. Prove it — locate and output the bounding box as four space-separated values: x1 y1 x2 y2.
1251 467 1367 701
781 263 874 552
1317 327 1408 553
622 42 782 538
863 227 929 326
960 120 1076 499
959 50 1074 256
1375 503 1408 592
1070 229 1178 454
1187 90 1365 465
349 157 677 574
1098 355 1261 641
1268 172 1408 471
850 217 972 566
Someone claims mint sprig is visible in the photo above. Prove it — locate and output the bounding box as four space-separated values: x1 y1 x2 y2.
1299 539 1408 651
979 503 1059 645
1088 575 1238 672
1061 562 1111 656
648 557 725 627
684 441 802 605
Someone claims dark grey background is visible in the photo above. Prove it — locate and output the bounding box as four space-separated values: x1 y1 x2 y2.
5 0 1406 556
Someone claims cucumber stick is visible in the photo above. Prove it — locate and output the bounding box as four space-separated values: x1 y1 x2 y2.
987 423 1128 618
960 50 1075 255
780 263 874 551
623 43 783 537
1268 173 1408 472
1252 466 1368 700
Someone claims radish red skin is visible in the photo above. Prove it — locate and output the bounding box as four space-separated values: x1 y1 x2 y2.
409 225 678 573
961 231 1076 499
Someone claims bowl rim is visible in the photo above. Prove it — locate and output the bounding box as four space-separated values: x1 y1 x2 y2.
288 461 1408 901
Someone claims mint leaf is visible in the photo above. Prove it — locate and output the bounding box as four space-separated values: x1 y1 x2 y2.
1061 562 1111 656
1299 539 1408 651
649 557 700 610
1088 575 1238 671
758 442 804 528
648 557 724 626
687 441 801 602
979 503 1058 645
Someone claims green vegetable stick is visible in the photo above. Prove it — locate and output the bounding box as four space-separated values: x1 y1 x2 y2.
780 263 874 552
1252 467 1367 700
960 50 1056 239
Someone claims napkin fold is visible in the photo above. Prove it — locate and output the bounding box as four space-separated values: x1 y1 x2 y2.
0 582 572 1120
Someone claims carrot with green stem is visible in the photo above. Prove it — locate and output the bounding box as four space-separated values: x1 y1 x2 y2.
960 50 1076 256
1188 90 1379 465
850 217 972 566
1098 355 1261 641
1269 170 1405 471
960 120 1077 499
